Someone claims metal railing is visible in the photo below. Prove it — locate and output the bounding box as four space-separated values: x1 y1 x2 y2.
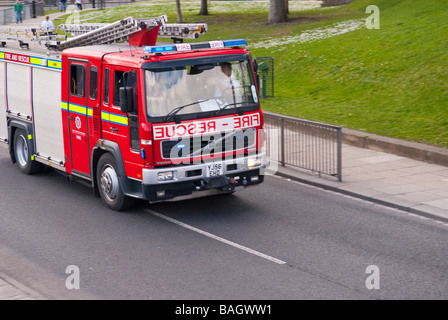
263 111 342 181
43 0 140 9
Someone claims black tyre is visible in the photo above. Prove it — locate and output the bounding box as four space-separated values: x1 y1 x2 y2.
97 153 135 211
13 129 43 175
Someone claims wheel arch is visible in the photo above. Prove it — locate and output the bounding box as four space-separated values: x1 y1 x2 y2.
8 120 35 164
91 140 127 198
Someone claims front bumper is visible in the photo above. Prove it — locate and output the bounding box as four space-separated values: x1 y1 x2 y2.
141 154 265 201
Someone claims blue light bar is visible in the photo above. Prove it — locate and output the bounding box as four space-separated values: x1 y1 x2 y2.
143 45 176 53
223 39 247 47
143 39 248 54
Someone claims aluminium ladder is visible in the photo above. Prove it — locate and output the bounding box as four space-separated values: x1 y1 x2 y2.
0 15 207 52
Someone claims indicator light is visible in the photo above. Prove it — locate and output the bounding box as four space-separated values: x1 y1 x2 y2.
158 171 174 181
248 158 262 168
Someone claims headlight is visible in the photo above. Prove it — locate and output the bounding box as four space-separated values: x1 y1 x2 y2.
158 171 174 181
248 158 262 169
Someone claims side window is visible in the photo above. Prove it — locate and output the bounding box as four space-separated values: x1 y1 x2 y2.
126 71 138 114
70 64 85 97
113 70 125 106
89 66 98 100
103 68 110 105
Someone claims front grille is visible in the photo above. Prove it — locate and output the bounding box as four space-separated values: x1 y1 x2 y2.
161 129 256 159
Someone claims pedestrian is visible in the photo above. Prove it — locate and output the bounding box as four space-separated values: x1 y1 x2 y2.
14 0 23 24
60 0 67 12
41 15 55 34
76 0 83 11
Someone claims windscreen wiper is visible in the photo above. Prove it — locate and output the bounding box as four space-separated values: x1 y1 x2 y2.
215 101 248 116
164 100 210 122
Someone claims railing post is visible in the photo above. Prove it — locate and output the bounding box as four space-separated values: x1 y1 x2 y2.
32 1 36 19
337 128 342 181
281 118 285 166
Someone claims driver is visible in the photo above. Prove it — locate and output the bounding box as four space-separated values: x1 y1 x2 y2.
214 62 241 103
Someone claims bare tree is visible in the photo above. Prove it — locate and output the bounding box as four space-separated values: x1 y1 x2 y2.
269 0 288 24
199 0 208 15
176 0 183 23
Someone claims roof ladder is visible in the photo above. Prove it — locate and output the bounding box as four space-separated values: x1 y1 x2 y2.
0 15 207 51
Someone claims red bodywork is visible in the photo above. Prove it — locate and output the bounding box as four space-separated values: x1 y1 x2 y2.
60 46 264 183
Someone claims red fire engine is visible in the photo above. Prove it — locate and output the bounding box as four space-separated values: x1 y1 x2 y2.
0 16 265 210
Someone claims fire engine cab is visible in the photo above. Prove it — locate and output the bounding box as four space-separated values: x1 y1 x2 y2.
0 16 265 210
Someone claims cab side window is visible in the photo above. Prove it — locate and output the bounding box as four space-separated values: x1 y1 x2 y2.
70 64 85 97
113 70 125 106
113 70 138 113
89 66 98 100
103 68 110 105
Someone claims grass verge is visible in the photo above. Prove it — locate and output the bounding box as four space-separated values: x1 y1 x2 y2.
55 0 448 148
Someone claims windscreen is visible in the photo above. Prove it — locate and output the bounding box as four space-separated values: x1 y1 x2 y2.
145 60 259 121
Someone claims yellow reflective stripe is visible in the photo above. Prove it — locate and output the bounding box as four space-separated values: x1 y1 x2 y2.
109 113 128 126
61 102 68 111
30 57 42 65
87 108 93 117
0 52 4 59
47 59 62 69
69 104 87 115
101 111 109 121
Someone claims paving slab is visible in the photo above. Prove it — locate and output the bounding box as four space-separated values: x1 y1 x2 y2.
0 272 45 300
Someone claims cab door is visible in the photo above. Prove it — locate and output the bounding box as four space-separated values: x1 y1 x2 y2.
87 62 102 152
102 66 141 180
68 60 90 176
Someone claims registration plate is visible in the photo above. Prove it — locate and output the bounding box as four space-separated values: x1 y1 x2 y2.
206 163 223 177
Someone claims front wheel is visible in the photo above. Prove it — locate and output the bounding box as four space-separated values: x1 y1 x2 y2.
13 129 43 175
96 153 135 211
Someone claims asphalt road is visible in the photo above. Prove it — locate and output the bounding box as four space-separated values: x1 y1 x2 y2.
0 144 447 300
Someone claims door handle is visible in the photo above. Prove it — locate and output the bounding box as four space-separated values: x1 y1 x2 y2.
68 115 74 120
110 126 118 132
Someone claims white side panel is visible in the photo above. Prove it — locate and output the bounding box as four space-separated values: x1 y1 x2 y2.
32 68 65 164
0 62 6 142
7 63 32 118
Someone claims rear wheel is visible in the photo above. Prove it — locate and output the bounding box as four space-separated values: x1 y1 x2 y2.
97 153 135 211
13 129 43 175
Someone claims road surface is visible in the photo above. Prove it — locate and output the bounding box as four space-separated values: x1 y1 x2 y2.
0 144 447 300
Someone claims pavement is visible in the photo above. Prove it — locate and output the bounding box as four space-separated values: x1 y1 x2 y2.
0 271 46 300
2 8 448 301
276 128 448 225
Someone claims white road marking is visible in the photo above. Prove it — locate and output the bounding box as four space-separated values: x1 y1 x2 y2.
145 209 287 265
